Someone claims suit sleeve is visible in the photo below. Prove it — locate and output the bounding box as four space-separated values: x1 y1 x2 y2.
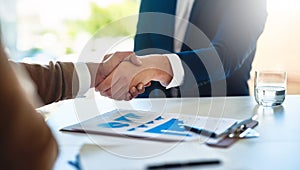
176 0 267 85
16 61 79 105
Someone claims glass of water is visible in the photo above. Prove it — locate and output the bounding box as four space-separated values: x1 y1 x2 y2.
254 71 287 107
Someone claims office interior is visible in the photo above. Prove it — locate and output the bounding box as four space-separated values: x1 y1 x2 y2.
1 0 299 96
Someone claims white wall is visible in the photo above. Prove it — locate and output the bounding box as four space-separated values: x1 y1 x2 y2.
249 0 300 94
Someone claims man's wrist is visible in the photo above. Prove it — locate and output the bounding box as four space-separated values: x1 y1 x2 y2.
74 62 92 96
86 63 100 88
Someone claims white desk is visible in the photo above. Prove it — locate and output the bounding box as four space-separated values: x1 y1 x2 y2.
46 95 300 170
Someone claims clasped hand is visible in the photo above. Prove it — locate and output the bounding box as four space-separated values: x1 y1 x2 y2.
90 52 173 101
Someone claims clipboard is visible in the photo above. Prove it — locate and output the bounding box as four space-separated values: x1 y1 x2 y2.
205 120 259 148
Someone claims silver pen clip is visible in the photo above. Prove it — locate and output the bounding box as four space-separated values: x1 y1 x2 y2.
227 114 259 138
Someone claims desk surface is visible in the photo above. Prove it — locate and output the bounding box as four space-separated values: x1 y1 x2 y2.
46 95 300 170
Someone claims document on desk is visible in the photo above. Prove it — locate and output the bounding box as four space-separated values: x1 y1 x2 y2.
61 109 238 141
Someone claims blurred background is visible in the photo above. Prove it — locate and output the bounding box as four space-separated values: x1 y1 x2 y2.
250 0 300 94
0 0 299 94
0 0 139 62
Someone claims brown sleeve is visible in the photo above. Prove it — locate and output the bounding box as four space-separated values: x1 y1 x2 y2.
0 42 58 169
13 61 79 105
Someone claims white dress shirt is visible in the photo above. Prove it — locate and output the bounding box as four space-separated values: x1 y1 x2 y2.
164 0 194 89
75 1 193 94
74 62 91 97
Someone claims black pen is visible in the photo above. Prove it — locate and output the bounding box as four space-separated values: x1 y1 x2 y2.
183 115 258 138
147 159 221 169
183 125 218 138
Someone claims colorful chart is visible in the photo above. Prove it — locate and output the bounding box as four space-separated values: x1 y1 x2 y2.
114 113 143 123
97 112 190 137
98 122 130 128
145 118 192 137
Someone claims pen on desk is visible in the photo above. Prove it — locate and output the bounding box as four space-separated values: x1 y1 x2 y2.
183 115 258 138
147 159 221 169
183 125 218 138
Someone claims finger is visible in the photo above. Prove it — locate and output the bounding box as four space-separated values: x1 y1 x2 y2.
137 83 145 94
102 53 112 62
98 88 109 97
130 87 139 98
145 82 151 87
128 54 142 66
100 90 111 97
115 51 135 62
101 52 135 76
125 93 133 101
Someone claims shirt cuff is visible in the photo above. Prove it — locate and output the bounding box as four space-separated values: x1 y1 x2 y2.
74 62 91 97
164 53 184 89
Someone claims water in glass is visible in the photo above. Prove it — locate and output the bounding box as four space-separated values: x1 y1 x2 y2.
255 85 285 106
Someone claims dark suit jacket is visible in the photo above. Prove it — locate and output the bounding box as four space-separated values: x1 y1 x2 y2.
134 0 267 97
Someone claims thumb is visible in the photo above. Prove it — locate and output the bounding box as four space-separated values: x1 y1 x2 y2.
125 54 142 66
102 53 112 62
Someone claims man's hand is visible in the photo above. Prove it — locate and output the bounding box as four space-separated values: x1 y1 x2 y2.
87 51 145 98
96 55 173 101
96 51 142 87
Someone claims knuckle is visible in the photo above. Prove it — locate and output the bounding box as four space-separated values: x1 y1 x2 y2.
99 91 106 96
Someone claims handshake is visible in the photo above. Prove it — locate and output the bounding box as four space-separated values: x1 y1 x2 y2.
87 51 173 101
